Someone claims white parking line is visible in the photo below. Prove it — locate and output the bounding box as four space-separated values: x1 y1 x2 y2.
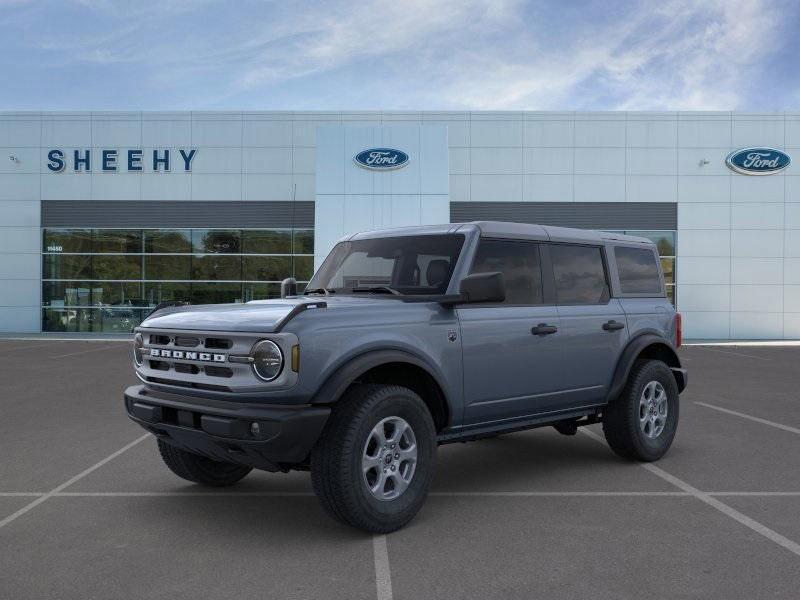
695 402 800 436
0 434 149 530
580 429 800 557
373 534 394 600
694 347 771 361
48 344 126 359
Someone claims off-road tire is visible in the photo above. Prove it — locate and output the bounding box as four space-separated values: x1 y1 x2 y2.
157 439 252 486
603 359 679 462
311 384 437 533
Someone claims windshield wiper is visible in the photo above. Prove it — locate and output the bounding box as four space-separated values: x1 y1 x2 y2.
303 287 335 296
351 286 401 295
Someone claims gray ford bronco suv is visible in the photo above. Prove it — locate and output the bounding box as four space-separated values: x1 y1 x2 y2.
125 221 686 532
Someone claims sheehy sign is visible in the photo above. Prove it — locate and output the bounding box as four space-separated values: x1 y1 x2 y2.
46 149 197 172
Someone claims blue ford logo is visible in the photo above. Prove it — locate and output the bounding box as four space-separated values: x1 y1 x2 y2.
354 148 409 170
726 147 790 175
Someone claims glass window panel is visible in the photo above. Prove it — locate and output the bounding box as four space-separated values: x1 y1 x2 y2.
243 283 281 302
43 229 92 253
293 256 314 281
144 282 192 306
666 285 676 306
144 255 192 280
93 229 142 253
42 307 95 332
43 281 144 307
625 231 675 256
190 282 243 305
144 230 191 253
242 230 292 254
293 229 314 254
243 256 292 281
43 254 92 279
93 307 146 332
614 246 663 294
192 229 241 253
550 244 609 305
192 255 242 280
469 240 543 305
92 255 142 280
42 308 67 332
660 258 675 285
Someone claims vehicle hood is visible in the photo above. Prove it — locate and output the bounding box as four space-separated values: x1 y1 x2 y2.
139 296 407 333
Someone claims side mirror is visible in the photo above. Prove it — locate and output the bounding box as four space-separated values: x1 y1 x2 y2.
280 277 298 298
458 272 506 304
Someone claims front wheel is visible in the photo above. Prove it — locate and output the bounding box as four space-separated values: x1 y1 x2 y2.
311 384 437 533
157 439 252 486
602 359 679 462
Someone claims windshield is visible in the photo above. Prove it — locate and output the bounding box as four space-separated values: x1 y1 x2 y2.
308 234 465 295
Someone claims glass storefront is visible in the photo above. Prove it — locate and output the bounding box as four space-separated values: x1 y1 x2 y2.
42 228 314 332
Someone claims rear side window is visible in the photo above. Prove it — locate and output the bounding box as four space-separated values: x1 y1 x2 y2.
470 239 543 304
550 244 608 304
614 246 663 294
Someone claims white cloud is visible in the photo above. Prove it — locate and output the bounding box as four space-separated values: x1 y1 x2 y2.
2 0 793 109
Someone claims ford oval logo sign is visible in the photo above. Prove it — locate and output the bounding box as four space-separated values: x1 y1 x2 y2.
726 147 790 175
354 148 409 170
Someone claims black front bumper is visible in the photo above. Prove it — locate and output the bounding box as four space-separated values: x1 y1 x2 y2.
124 385 330 471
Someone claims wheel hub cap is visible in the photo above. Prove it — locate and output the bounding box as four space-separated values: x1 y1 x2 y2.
639 381 668 439
362 416 417 501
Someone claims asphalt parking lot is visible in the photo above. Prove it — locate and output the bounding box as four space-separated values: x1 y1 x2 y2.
1 340 799 599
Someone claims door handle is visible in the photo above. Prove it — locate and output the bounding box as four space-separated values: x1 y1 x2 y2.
532 323 558 336
602 320 625 331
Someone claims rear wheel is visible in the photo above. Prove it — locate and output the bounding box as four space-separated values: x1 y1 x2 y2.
157 439 252 486
602 359 679 461
311 384 436 533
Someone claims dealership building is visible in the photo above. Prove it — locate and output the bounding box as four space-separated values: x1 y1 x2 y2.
0 110 798 339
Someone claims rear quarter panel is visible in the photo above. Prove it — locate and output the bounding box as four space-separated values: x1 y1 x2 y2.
618 297 675 342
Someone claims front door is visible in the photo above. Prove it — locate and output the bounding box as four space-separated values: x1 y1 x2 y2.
457 239 566 427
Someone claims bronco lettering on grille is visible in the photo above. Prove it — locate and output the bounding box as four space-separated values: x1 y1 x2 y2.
148 348 226 362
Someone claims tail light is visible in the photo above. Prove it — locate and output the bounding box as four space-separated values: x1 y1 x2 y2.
675 312 682 348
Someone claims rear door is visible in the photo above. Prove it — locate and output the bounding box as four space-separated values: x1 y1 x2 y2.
548 243 628 407
457 239 565 426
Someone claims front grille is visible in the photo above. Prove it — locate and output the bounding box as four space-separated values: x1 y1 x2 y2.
136 327 296 394
205 337 233 349
174 336 200 347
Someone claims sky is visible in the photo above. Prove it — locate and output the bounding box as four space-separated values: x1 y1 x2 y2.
1 0 798 111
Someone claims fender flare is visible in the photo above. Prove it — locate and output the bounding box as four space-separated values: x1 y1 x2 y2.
606 333 685 403
310 348 451 408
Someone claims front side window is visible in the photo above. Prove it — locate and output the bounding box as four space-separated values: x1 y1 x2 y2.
469 239 543 305
309 235 465 295
550 244 608 305
614 246 663 295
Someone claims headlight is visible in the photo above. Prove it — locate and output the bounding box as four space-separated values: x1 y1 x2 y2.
251 340 284 382
133 332 144 367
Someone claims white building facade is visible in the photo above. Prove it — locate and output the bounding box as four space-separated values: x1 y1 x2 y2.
1 110 799 339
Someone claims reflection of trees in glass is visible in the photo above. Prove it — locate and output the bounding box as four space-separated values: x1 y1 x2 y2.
145 230 192 253
93 230 142 253
43 229 92 253
92 255 142 280
243 257 291 281
199 230 240 253
293 229 314 254
242 230 291 254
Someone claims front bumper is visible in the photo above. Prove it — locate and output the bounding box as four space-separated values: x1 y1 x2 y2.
124 384 330 471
